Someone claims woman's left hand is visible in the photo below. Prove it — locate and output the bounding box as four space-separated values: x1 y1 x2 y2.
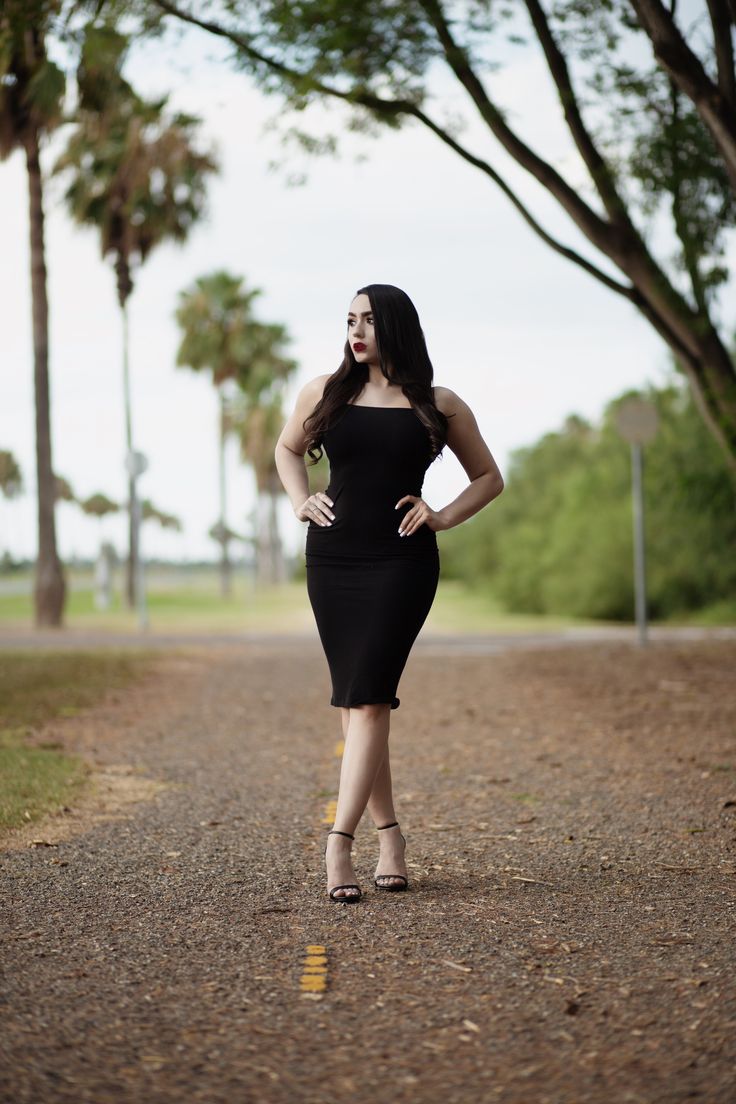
395 495 446 536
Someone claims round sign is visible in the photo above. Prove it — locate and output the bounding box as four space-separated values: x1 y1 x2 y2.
125 451 148 478
615 397 659 444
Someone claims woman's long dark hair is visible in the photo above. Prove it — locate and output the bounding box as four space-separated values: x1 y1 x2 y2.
303 284 451 465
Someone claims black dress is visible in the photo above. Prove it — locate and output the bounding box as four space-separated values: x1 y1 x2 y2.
305 403 440 710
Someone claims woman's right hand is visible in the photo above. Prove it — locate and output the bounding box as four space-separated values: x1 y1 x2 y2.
296 492 335 527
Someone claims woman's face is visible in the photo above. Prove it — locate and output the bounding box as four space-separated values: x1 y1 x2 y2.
347 293 379 366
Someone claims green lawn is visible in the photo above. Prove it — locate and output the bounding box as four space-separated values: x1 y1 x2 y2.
0 649 155 832
0 568 602 635
0 568 731 637
0 571 314 633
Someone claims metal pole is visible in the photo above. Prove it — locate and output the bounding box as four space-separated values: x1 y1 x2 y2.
630 441 648 646
132 477 148 632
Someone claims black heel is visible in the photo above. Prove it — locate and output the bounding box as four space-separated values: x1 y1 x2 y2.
374 822 409 891
324 829 362 903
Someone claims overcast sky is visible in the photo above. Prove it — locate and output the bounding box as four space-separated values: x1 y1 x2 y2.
2 14 731 563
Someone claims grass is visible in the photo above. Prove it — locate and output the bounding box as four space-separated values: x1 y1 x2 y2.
0 568 609 635
428 580 593 634
0 649 155 832
0 570 314 633
0 731 89 832
0 568 731 638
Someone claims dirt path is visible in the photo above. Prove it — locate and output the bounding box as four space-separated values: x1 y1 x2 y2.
1 638 735 1104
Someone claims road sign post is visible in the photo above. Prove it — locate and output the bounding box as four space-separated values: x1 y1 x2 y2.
125 450 149 632
614 398 659 646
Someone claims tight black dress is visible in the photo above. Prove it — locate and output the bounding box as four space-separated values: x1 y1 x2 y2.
305 403 440 710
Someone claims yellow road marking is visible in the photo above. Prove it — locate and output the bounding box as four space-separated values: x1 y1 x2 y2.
300 944 328 999
322 799 338 825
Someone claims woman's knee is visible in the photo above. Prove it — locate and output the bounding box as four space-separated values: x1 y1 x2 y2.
350 702 391 721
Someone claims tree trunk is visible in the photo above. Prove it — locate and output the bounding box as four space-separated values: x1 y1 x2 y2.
255 492 271 586
267 479 285 584
218 387 232 597
26 131 65 627
121 298 137 608
126 472 138 609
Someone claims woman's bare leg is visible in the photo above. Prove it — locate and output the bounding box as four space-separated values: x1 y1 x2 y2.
367 741 408 888
325 703 390 899
339 709 396 826
330 709 407 892
367 743 396 827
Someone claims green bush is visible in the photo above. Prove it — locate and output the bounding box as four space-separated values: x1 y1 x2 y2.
441 374 736 621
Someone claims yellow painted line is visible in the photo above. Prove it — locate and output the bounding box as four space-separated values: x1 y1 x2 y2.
321 799 338 825
334 738 345 757
300 944 328 1000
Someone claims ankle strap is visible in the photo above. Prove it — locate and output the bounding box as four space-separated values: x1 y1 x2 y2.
376 821 399 830
328 829 355 840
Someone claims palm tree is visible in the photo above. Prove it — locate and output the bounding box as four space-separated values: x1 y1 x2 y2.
176 272 295 597
0 1 66 625
80 491 119 553
0 450 23 500
80 492 119 525
54 38 218 608
53 474 75 504
79 490 120 611
141 499 182 533
227 393 289 585
0 449 23 562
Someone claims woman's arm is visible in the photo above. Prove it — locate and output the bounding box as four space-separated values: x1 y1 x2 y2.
395 387 504 537
434 386 504 530
274 374 335 525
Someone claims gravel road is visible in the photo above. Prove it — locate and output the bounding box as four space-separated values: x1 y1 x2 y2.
1 636 735 1104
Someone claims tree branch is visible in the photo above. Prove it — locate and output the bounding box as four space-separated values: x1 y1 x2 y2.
401 109 635 297
152 0 735 439
151 0 634 298
522 0 632 227
629 0 736 191
417 0 721 360
668 81 709 314
705 0 736 111
417 0 622 260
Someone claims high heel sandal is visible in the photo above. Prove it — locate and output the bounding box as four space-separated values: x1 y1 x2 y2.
374 821 409 891
324 829 362 903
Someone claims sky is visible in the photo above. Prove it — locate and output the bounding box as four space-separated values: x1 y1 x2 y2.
2 11 731 564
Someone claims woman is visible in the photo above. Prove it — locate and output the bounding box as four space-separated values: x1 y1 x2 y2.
274 284 504 903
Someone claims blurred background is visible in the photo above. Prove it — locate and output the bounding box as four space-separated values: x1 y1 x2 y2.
2 0 735 635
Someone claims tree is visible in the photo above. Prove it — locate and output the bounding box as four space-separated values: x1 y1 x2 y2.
0 450 24 563
80 491 119 522
80 491 120 549
150 0 736 473
53 474 75 503
0 1 67 625
141 498 182 531
54 28 218 606
440 375 736 619
0 450 23 499
175 271 296 595
227 391 289 585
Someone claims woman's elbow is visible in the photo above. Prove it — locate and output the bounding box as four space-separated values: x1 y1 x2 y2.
486 469 504 500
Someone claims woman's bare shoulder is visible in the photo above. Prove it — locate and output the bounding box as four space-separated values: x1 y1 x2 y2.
301 373 333 402
433 385 466 416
